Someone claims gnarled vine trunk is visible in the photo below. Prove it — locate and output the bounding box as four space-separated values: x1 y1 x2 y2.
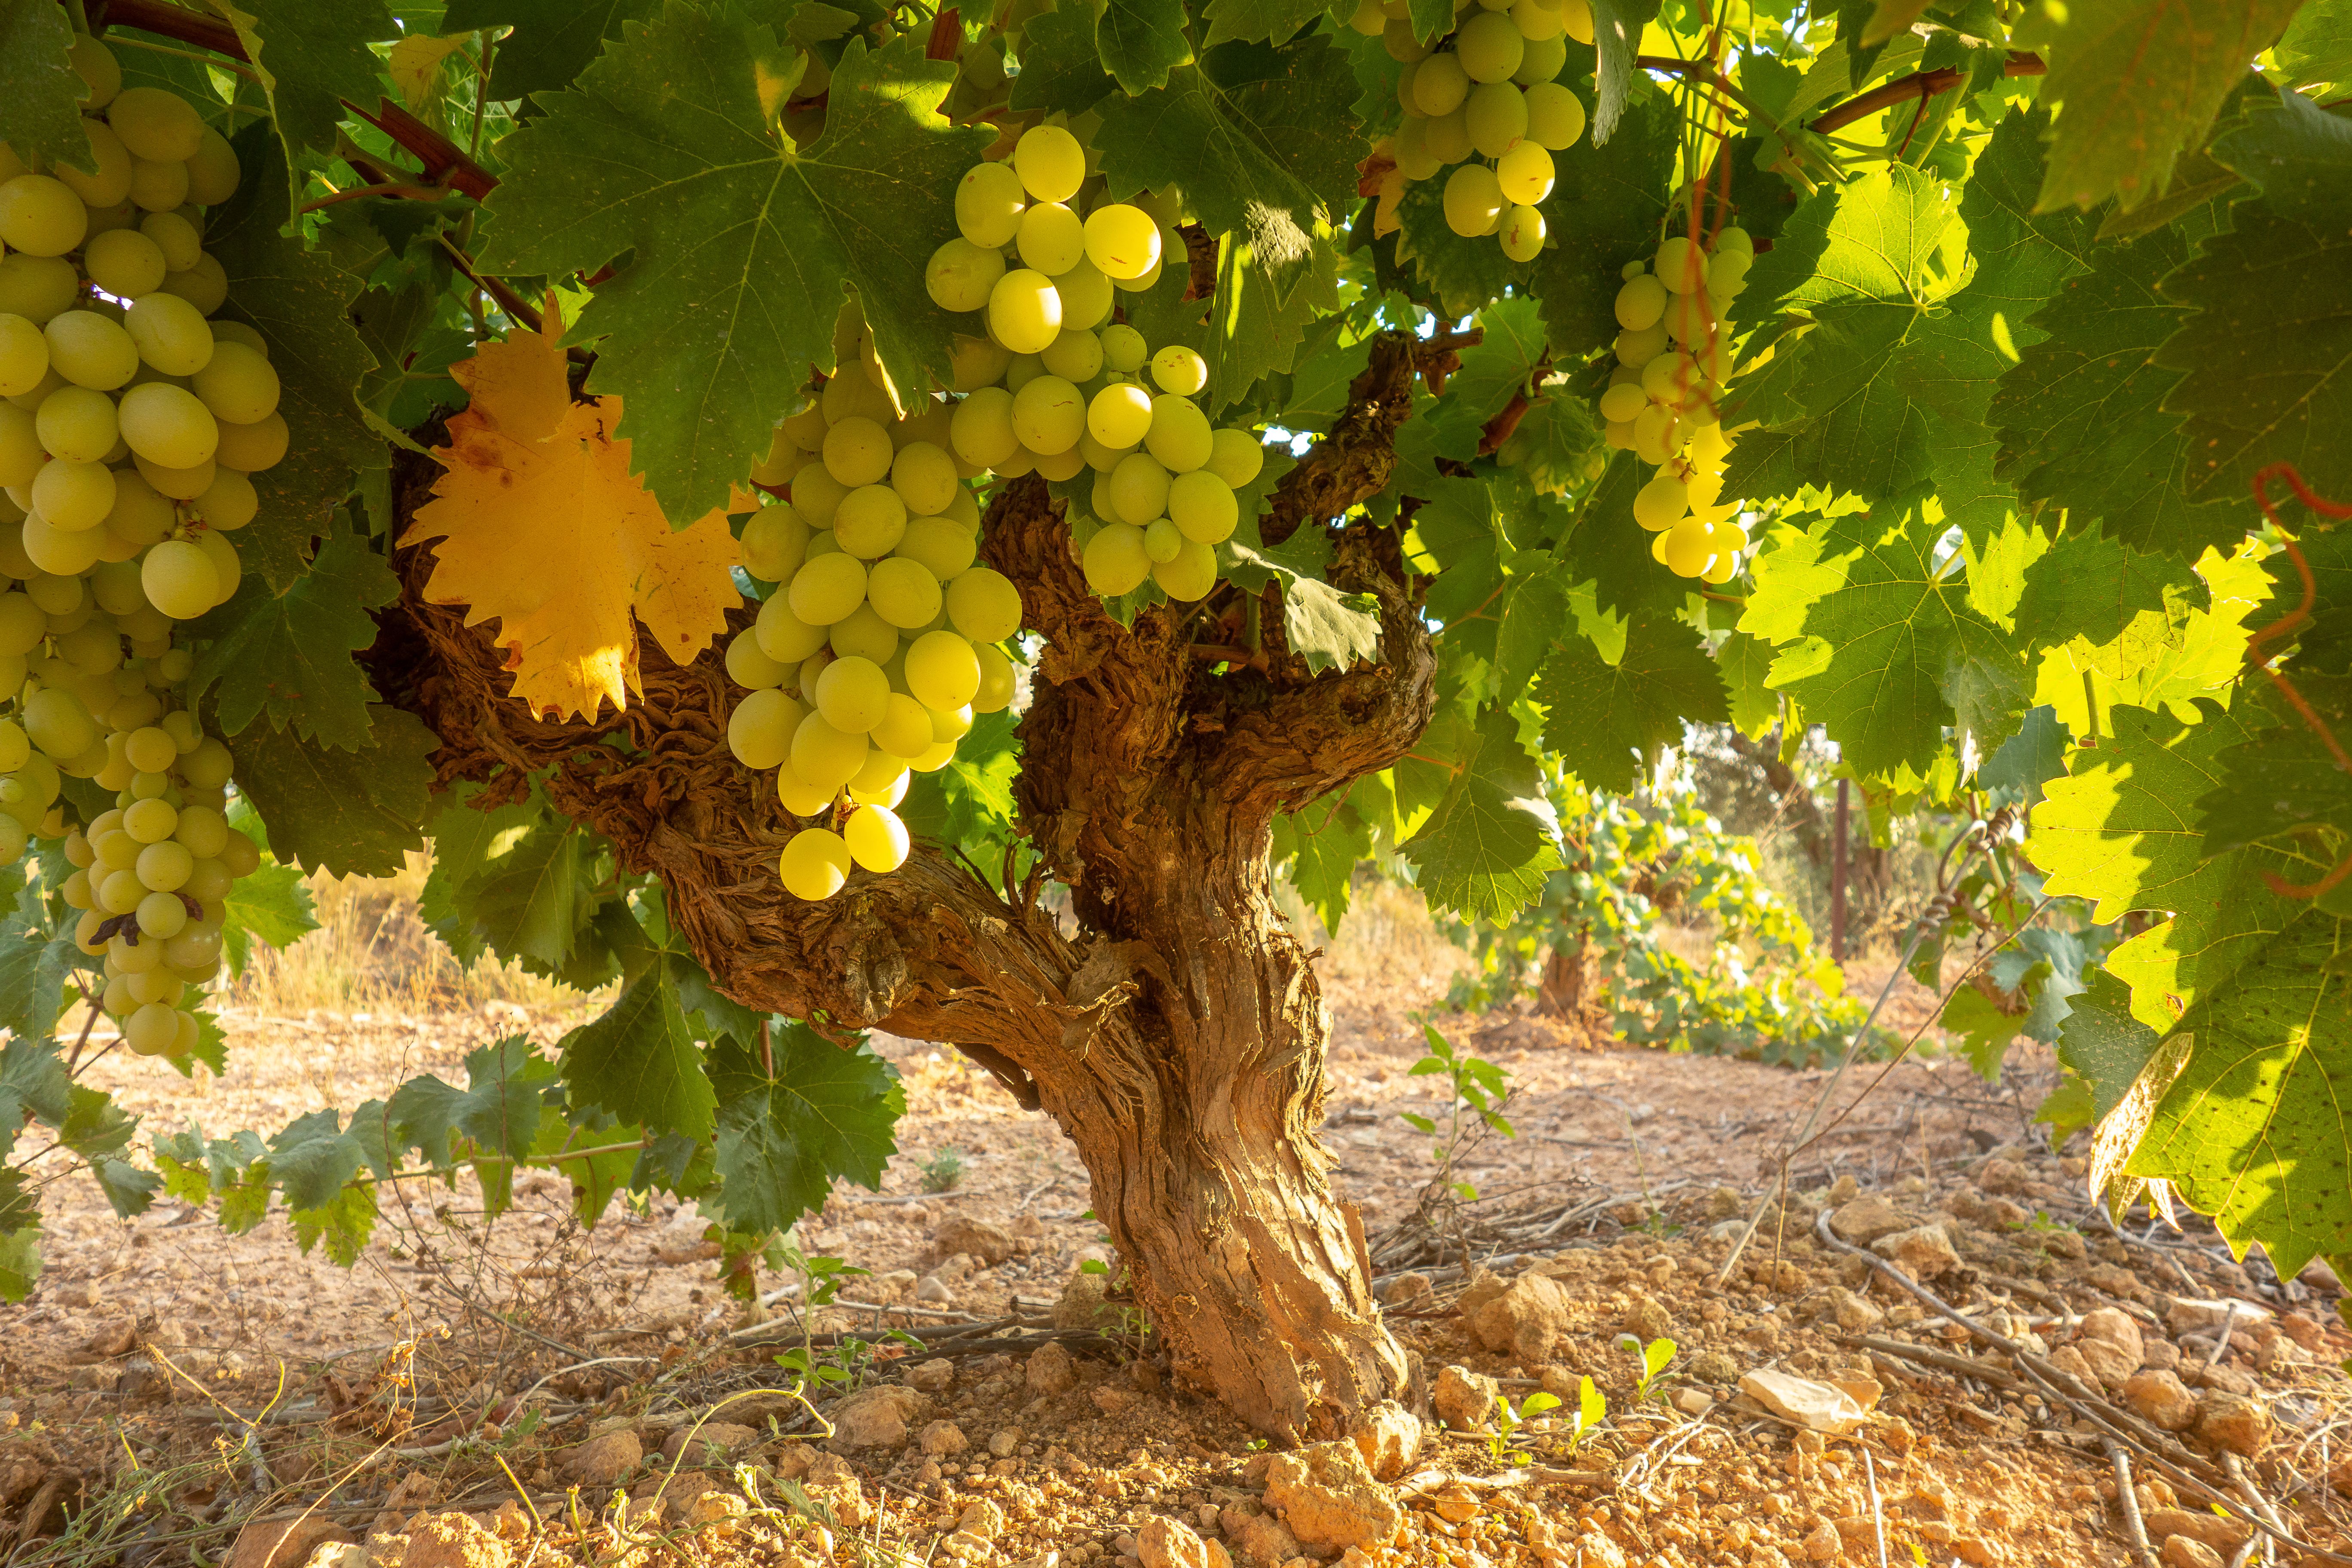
370 338 1439 1436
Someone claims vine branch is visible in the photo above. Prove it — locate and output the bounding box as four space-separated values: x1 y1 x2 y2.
1807 51 2046 136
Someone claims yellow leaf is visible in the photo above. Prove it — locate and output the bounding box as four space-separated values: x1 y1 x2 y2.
389 35 468 110
404 307 742 721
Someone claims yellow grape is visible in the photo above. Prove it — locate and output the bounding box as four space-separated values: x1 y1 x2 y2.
867 556 944 631
822 414 893 487
871 692 935 760
1083 204 1161 281
1442 165 1504 239
1088 383 1154 450
1384 18 1429 63
0 176 87 257
1011 125 1084 203
1515 31 1568 84
949 386 1019 469
815 655 892 733
213 410 288 472
0 312 49 398
0 254 78 325
45 311 139 390
1655 236 1703 294
125 1000 179 1055
1040 327 1102 383
68 36 122 108
84 228 168 299
1413 52 1469 118
160 253 228 314
1099 324 1148 375
740 501 812 583
1500 205 1546 262
1497 142 1554 204
727 689 804 769
849 746 910 796
987 269 1062 355
1152 537 1217 602
1633 472 1688 532
128 156 189 213
35 385 118 463
119 382 218 469
905 629 980 711
1151 346 1207 397
1016 201 1085 275
1465 82 1528 159
125 292 215 377
1168 470 1239 545
1425 107 1474 165
1616 322 1669 369
1206 428 1265 489
107 87 203 161
1394 117 1442 181
55 121 132 209
829 601 899 663
973 643 1016 713
955 160 1026 248
1143 518 1184 564
778 827 853 900
1083 522 1151 597
727 628 789 689
1511 0 1563 41
1144 395 1212 473
1056 256 1115 329
925 237 1004 313
186 126 240 205
842 805 909 873
1109 451 1171 526
1011 374 1084 455
1456 11 1524 80
790 711 868 793
890 441 959 515
1598 382 1648 423
1560 0 1595 43
787 551 868 625
31 458 116 531
943 566 1021 642
1615 273 1666 331
895 516 977 582
833 484 908 558
1523 82 1586 150
792 461 848 526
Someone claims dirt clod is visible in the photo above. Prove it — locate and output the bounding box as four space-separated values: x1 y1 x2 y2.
226 1515 355 1568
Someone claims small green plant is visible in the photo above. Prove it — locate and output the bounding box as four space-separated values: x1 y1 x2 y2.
1488 1390 1562 1460
1566 1375 1608 1455
1400 1024 1515 1200
1614 1333 1678 1401
919 1147 968 1193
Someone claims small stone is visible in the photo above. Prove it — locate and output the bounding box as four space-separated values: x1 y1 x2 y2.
660 1421 758 1466
1139 1516 1214 1568
2165 1297 2272 1337
2122 1370 2198 1432
1027 1341 1079 1396
2279 1313 2328 1353
832 1385 928 1448
1706 1185 1746 1219
1621 1295 1672 1343
1470 1275 1575 1362
1091 1384 1140 1415
2160 1535 2224 1568
1455 1268 1511 1320
1431 1364 1498 1432
1262 1442 1401 1550
916 1275 956 1306
1822 1287 1883 1332
1871 1223 1962 1278
872 1269 919 1302
401 1512 510 1568
906 1359 956 1393
989 1429 1019 1458
956 1499 1006 1540
1379 1273 1432 1307
1055 1268 1117 1330
1219 1505 1301 1568
920 1420 968 1457
312 1544 368 1568
934 1215 1020 1266
1672 1389 1715 1417
564 1429 640 1486
2194 1391 2269 1457
84 1316 137 1357
226 1516 355 1568
50 1281 101 1311
1347 1401 1421 1482
2143 1509 2250 1554
1738 1369 1868 1436
1801 1519 1841 1561
1830 1194 1921 1245
1689 1349 1740 1384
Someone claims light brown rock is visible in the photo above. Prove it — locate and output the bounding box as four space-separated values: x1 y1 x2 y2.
933 1215 1019 1266
226 1516 355 1568
1026 1341 1079 1396
1831 1194 1922 1245
919 1420 968 1457
1262 1442 1402 1550
832 1384 928 1448
1802 1519 1842 1561
564 1429 640 1486
1872 1223 1962 1278
1470 1275 1574 1362
1432 1364 1498 1432
2160 1534 2224 1568
1219 1504 1301 1568
1739 1369 1868 1436
1347 1400 1421 1482
2122 1370 2198 1431
2166 1297 2272 1337
1054 1268 1116 1329
1689 1349 1740 1384
1380 1272 1433 1306
2144 1509 2251 1553
401 1513 510 1568
1621 1295 1672 1342
1139 1516 1231 1568
660 1421 757 1466
84 1317 137 1357
2195 1391 2269 1456
1821 1286 1883 1332
905 1358 955 1393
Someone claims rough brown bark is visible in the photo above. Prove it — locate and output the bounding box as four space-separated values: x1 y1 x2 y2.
369 337 1439 1438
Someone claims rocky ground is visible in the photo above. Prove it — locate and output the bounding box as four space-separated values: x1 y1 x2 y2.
3 899 2348 1568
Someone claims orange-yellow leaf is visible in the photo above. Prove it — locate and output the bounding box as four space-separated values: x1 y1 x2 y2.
404 310 742 721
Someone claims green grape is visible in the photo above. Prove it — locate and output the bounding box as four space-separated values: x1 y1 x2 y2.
185 125 239 205
949 386 1019 469
1111 237 1169 297
1654 236 1703 294
949 334 1011 394
1513 28 1568 82
55 121 132 209
1011 125 1084 203
128 156 190 214
943 566 1021 642
0 594 40 656
1151 346 1207 397
1709 247 1752 297
1089 383 1154 450
1003 352 1044 395
103 470 175 552
107 87 203 162
1634 472 1688 531
792 459 848 527
23 687 96 761
1016 201 1086 276
867 556 944 631
1169 469 1239 544
1598 382 1648 423
1079 428 1133 473
987 269 1062 355
1500 204 1546 262
1082 204 1162 282
1614 273 1667 332
119 382 218 469
161 253 228 314
815 655 891 733
1510 0 1562 41
124 1000 179 1056
740 501 811 583
797 648 834 695
1142 517 1185 564
822 414 893 488
139 210 201 271
973 643 1016 714
1152 537 1217 602
1456 10 1524 80
940 485 982 534
926 237 1004 313
833 484 909 558
35 385 118 463
778 826 853 900
124 293 215 377
1616 321 1669 370
870 691 934 760
1523 82 1585 150
25 572 83 615
790 711 868 794
843 804 909 873
1109 451 1171 526
1464 83 1528 159
84 229 168 300
1082 522 1150 596
0 176 88 257
213 410 288 472
1099 324 1148 375
1040 327 1102 383
829 602 899 663
23 517 102 580
1144 395 1213 474
136 838 192 892
955 160 1026 248
69 35 122 108
1011 374 1084 456
1442 164 1505 238
891 441 959 516
849 744 909 797
171 801 227 857
1206 428 1265 488
1421 107 1473 165
894 516 977 582
31 458 116 531
1394 116 1442 182
727 628 788 690
775 760 836 817
45 311 139 391
787 551 867 625
1413 52 1469 117
905 629 980 711
140 538 217 619
1383 17 1429 63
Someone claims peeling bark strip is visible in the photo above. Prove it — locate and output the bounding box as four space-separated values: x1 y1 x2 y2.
370 334 1440 1436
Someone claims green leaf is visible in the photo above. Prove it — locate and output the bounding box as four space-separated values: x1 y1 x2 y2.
442 0 655 103
418 782 541 965
1201 0 1331 47
292 1180 379 1266
2156 89 2352 508
1090 37 1363 293
2272 0 2352 87
214 0 398 187
0 0 94 172
1978 704 2072 808
1588 0 1660 145
1219 482 1385 674
266 1108 366 1212
1398 709 1563 922
483 23 992 520
1527 93 1674 361
1536 616 1730 794
2055 967 2159 1121
558 953 719 1140
388 1036 554 1167
0 1038 71 1145
1008 5 1114 114
2197 674 2352 857
1424 298 1547 463
1278 790 1375 932
2015 0 2303 213
219 860 320 979
1206 236 1343 415
1554 453 1686 621
188 531 398 750
0 1221 39 1302
205 126 385 593
707 1025 901 1234
466 818 596 970
1098 0 1191 94
226 705 439 878
0 925 77 1047
1939 985 2029 1080
1716 631 1782 740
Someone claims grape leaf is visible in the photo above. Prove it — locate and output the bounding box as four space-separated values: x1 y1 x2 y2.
483 23 992 520
442 0 652 102
264 1109 367 1213
1978 704 2072 808
0 925 76 1048
1276 790 1376 932
2293 526 2352 676
1424 298 1547 463
227 705 439 879
464 818 598 970
1535 616 1730 794
188 531 397 751
1526 92 1674 361
1201 0 1331 48
2009 527 2180 654
557 952 719 1141
902 708 1020 867
1098 0 1190 94
0 1218 36 1302
1205 236 1341 416
2272 0 2352 87
1389 171 1525 320
1008 4 1114 113
214 0 399 186
2054 967 2160 1121
1090 36 1363 295
707 1026 901 1234
0 0 94 172
2015 0 2303 213
205 127 385 593
1588 0 1660 145
1397 709 1563 921
219 861 320 978
1553 453 1687 621
386 1037 554 1168
2196 674 2352 858
2157 88 2352 508
1219 486 1384 675
0 1039 71 1146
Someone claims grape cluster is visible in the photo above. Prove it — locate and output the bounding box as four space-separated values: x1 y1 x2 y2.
730 342 1020 903
1596 229 1752 583
0 41 273 1060
923 123 1265 604
1361 0 1591 259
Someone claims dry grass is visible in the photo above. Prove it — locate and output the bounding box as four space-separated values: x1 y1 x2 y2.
227 852 592 1017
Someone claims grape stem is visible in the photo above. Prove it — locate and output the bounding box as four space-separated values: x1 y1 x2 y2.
1806 51 2047 137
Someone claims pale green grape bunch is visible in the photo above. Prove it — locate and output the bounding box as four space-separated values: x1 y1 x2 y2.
1594 227 1754 585
0 40 276 1062
1364 0 1590 261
